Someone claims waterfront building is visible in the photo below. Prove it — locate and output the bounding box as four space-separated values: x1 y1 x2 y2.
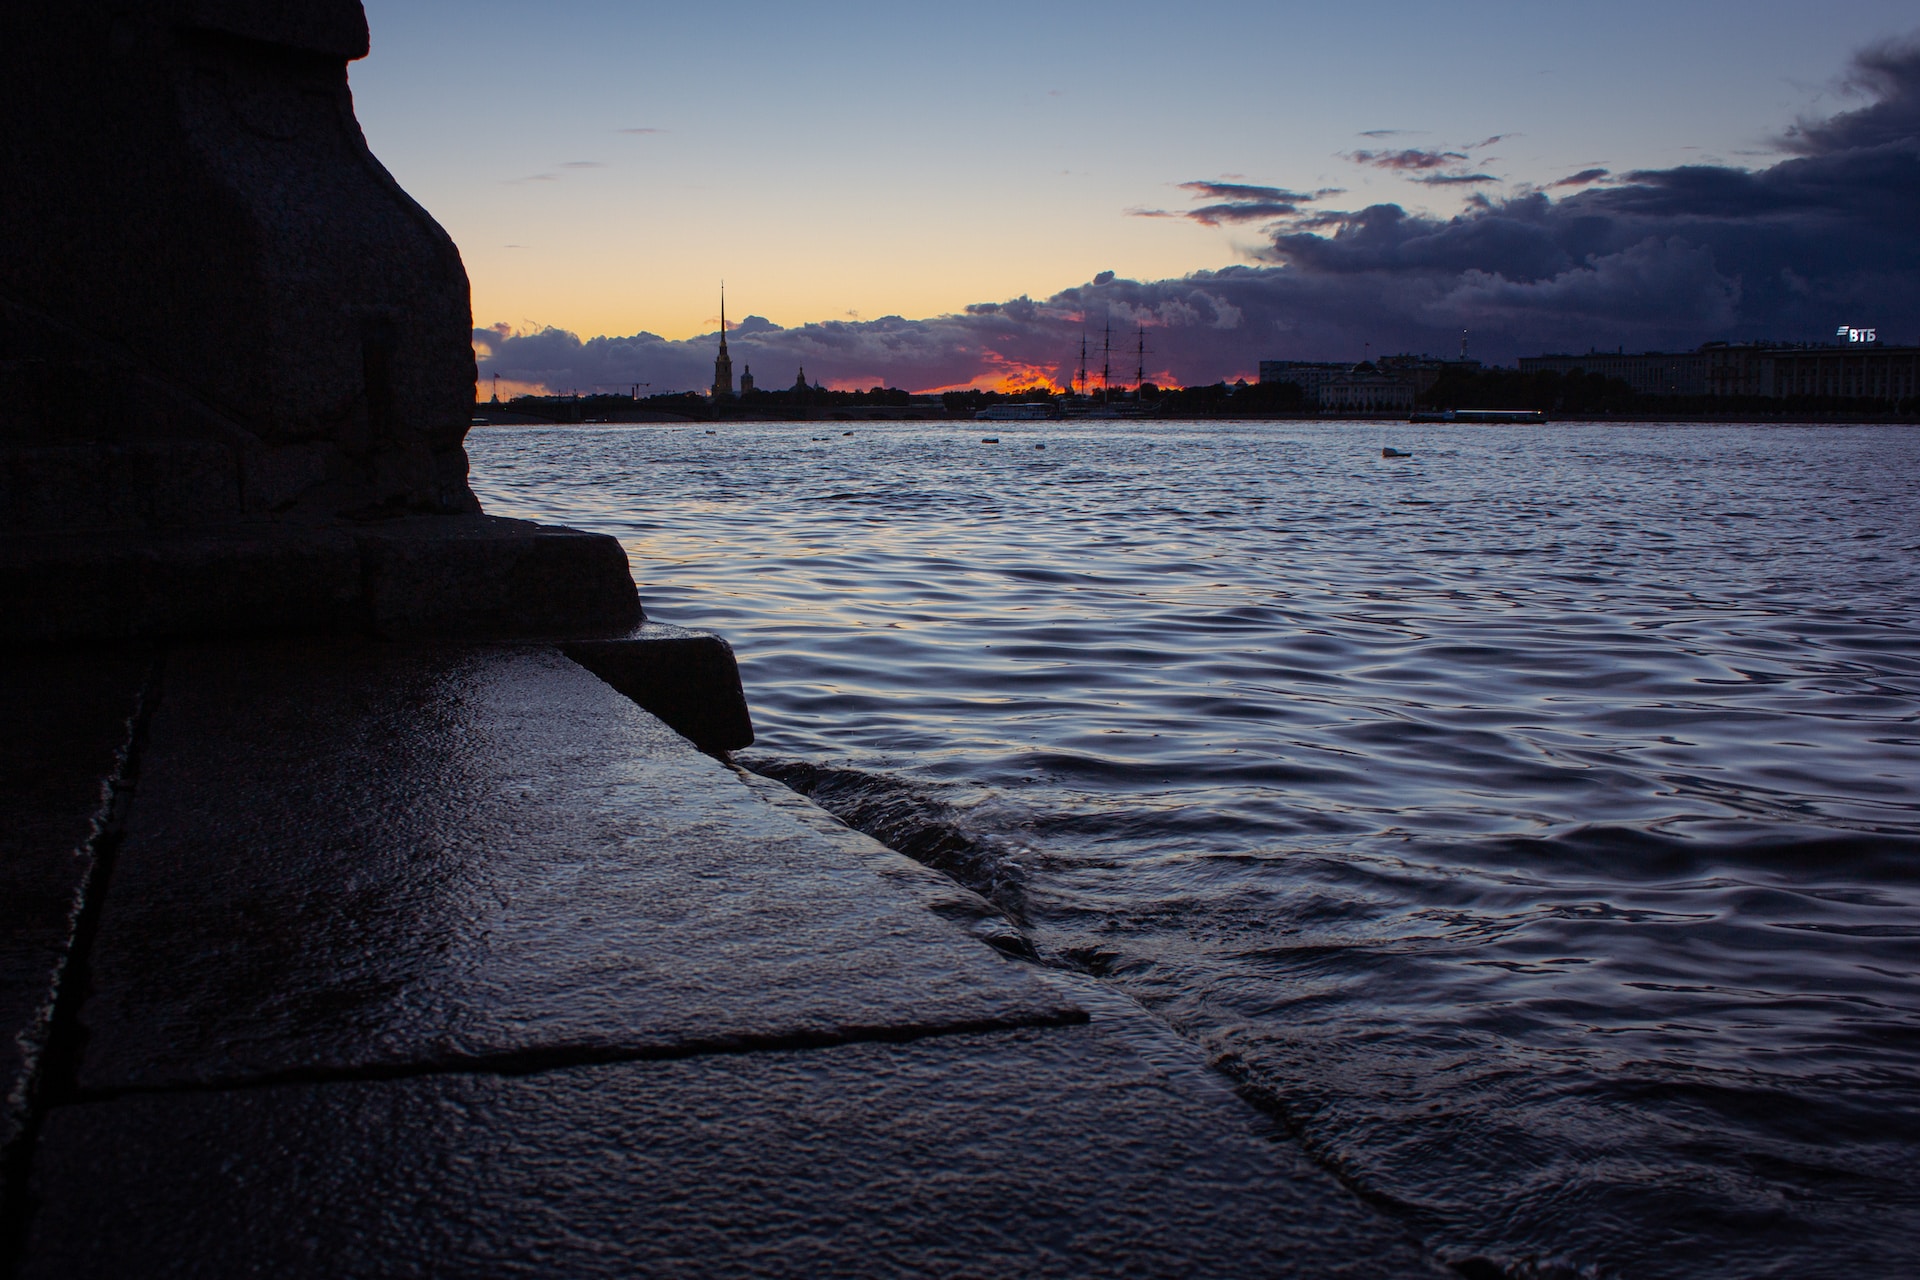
1261 356 1470 405
1318 375 1415 414
1260 360 1418 413
1520 342 1919 400
1257 360 1350 401
1517 349 1711 396
1375 354 1479 394
1769 345 1920 400
1701 343 1777 397
740 365 755 394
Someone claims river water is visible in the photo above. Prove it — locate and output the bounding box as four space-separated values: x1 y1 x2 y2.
470 419 1920 1279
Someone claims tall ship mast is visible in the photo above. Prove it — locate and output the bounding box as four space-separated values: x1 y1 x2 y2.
1100 319 1112 404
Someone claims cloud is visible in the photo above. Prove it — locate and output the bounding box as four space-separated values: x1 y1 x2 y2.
476 33 1920 392
1344 143 1505 187
1548 168 1611 189
1783 32 1920 153
1133 180 1323 225
505 160 603 184
1179 181 1314 202
1345 148 1470 172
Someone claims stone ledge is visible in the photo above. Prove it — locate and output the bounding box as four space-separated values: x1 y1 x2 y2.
565 622 754 754
0 515 641 643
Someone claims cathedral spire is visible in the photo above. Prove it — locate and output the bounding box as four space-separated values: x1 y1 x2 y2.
711 282 735 399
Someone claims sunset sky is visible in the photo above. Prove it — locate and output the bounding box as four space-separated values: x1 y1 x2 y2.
351 0 1920 393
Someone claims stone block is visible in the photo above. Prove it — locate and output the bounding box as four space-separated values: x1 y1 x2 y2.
355 516 641 640
0 443 242 533
566 622 754 753
0 517 645 643
0 527 362 643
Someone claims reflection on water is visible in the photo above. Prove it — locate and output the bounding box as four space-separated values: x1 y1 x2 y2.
472 419 1920 1278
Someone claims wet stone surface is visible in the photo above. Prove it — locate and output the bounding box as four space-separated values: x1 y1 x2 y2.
0 649 149 1190
11 638 1435 1276
27 1004 1436 1279
74 640 1078 1093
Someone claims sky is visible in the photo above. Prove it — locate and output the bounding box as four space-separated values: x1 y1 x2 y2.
350 0 1920 393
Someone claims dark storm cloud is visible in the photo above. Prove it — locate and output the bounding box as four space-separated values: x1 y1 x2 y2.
478 34 1920 392
1783 33 1920 153
1411 171 1499 186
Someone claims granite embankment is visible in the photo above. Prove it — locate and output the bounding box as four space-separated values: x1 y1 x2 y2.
1 638 1438 1277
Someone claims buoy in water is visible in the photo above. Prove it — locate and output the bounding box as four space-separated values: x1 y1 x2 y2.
1382 447 1412 458
981 437 1000 443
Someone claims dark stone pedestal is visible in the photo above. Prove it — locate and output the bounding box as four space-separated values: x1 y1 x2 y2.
0 516 641 643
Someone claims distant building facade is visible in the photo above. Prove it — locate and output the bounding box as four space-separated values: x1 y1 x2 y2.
1259 359 1428 413
1520 342 1920 400
1257 361 1349 402
1318 375 1414 414
1768 345 1920 400
1517 349 1711 396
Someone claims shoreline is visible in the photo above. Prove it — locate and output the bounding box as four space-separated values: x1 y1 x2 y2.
472 410 1920 427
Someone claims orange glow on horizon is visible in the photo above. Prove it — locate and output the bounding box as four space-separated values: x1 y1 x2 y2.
474 377 550 401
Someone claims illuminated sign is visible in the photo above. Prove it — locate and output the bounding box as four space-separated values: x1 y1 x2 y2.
1836 325 1878 343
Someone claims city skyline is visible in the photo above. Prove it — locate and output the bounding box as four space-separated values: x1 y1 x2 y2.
350 1 1920 394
